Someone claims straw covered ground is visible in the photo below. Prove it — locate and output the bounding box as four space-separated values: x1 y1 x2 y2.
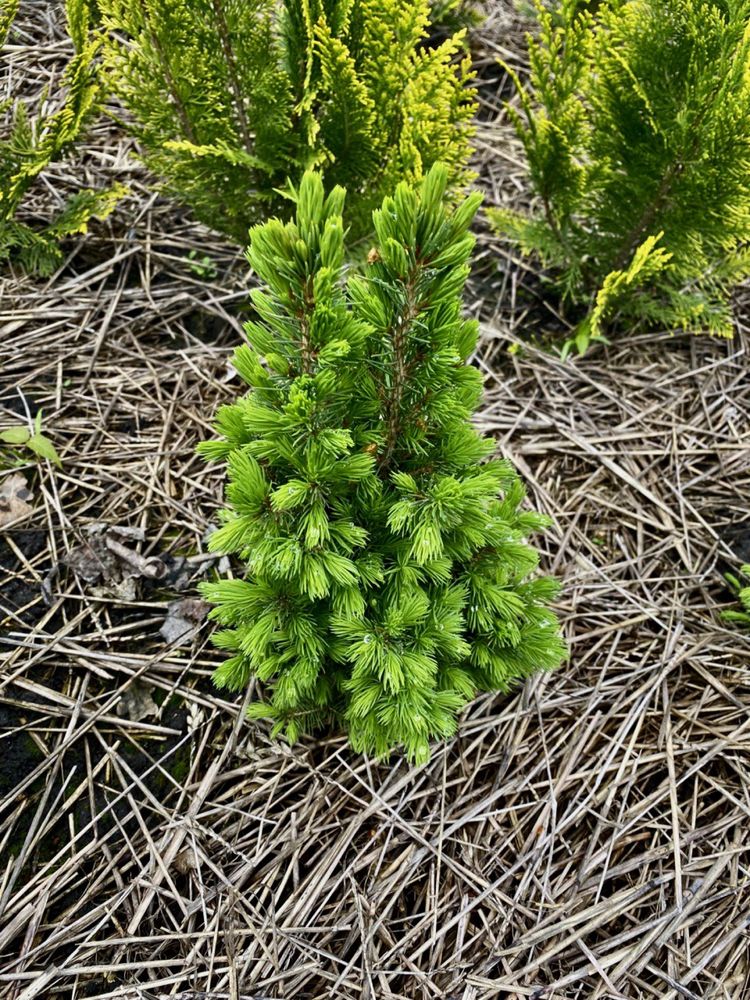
1 3 749 998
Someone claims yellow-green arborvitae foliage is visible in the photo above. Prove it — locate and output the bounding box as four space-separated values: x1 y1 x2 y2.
488 0 750 355
0 0 125 274
198 165 566 762
98 0 476 243
429 0 482 35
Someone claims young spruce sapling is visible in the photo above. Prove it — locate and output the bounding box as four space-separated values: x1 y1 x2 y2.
200 164 566 761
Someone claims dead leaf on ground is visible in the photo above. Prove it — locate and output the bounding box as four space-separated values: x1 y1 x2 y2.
61 523 167 599
116 679 159 722
160 597 211 646
172 846 199 874
0 473 34 529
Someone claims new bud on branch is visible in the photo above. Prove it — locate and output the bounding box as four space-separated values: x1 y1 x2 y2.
199 164 566 763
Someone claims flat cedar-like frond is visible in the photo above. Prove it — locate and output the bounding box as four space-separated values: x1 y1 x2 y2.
491 0 750 349
0 221 63 275
394 36 475 180
0 0 18 44
313 18 378 183
46 182 128 238
429 0 482 34
0 0 123 273
199 165 566 763
99 0 476 242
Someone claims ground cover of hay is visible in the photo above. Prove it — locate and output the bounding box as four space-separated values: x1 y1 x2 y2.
1 4 749 998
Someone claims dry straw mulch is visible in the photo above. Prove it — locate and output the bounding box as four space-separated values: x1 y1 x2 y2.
1 3 749 999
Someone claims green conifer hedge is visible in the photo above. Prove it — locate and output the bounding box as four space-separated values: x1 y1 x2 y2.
199 164 566 762
489 0 750 355
98 0 476 243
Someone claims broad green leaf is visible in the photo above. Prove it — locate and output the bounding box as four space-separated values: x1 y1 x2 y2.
26 433 62 467
0 426 30 445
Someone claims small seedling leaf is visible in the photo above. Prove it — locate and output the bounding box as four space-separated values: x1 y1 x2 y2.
0 426 30 445
26 433 62 466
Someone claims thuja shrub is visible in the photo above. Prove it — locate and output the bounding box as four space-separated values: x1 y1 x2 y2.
199 165 566 762
98 0 476 243
0 0 124 274
488 0 750 355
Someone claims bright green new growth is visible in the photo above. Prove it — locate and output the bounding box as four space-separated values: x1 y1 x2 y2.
722 565 750 627
98 0 476 243
199 164 565 762
0 0 125 274
489 0 750 354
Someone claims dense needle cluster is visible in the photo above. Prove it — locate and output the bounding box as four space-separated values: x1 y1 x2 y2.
722 566 750 627
199 164 565 761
